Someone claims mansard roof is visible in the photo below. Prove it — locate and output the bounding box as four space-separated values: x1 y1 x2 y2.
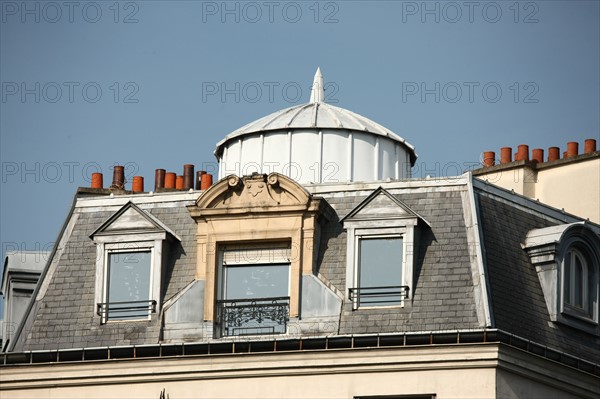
7 175 599 367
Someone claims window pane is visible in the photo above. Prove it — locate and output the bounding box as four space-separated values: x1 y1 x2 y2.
359 237 403 306
564 252 572 305
573 252 584 308
108 251 151 320
360 238 403 287
225 264 289 300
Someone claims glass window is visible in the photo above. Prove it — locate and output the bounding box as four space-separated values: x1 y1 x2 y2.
357 237 404 307
564 247 590 315
107 251 152 320
217 246 291 336
223 264 290 300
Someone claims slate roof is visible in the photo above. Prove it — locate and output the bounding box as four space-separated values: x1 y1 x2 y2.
9 175 600 367
475 182 600 364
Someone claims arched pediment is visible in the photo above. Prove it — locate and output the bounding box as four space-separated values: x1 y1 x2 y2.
194 173 312 211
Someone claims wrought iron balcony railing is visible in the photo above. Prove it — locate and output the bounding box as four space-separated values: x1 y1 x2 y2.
348 286 409 309
216 297 290 337
96 300 157 321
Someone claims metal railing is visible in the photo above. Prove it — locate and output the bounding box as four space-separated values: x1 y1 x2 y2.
216 297 290 337
96 300 157 321
348 286 409 309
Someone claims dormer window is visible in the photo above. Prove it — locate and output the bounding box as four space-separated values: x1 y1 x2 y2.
103 248 153 321
562 243 596 322
355 236 405 307
216 243 291 337
90 202 180 324
524 222 600 335
342 188 428 310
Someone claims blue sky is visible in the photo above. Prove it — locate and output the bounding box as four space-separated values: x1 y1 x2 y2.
0 1 599 315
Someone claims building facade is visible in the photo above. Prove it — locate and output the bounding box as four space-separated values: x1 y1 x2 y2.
1 71 599 398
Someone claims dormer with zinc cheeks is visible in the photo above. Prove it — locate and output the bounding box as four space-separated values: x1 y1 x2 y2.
90 202 181 324
342 187 429 310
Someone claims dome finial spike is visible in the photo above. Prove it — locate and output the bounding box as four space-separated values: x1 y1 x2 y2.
309 67 325 103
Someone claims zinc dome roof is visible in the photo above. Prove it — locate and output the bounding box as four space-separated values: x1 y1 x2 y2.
214 68 417 164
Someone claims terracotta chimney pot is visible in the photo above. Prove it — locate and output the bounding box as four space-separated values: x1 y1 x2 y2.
548 147 560 162
111 165 125 189
201 173 213 190
500 147 512 164
196 171 206 190
155 169 166 190
482 151 495 167
165 172 176 189
91 173 103 189
183 164 195 190
515 145 529 161
584 139 597 154
176 175 184 190
566 142 578 158
532 148 544 163
132 176 144 193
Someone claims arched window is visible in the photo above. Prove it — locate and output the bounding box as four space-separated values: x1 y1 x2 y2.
564 246 591 316
524 222 600 335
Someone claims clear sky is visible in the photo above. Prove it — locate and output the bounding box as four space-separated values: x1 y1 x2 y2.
0 1 599 315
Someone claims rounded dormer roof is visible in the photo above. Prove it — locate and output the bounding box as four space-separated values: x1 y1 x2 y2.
214 68 417 165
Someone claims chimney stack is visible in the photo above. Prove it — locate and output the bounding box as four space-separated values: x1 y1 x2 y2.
110 165 125 189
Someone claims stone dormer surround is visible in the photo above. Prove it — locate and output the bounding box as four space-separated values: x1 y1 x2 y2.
187 173 331 320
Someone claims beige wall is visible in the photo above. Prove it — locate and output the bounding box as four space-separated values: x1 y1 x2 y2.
476 157 599 223
536 158 600 223
2 344 597 399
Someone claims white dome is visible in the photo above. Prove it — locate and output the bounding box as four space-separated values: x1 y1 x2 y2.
215 69 417 184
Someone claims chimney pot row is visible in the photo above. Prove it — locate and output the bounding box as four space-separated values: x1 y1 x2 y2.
484 138 598 167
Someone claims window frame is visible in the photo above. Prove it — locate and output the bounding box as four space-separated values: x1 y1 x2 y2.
102 244 155 323
353 233 406 309
215 242 292 337
217 245 292 302
346 224 416 311
560 240 598 325
93 234 168 325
